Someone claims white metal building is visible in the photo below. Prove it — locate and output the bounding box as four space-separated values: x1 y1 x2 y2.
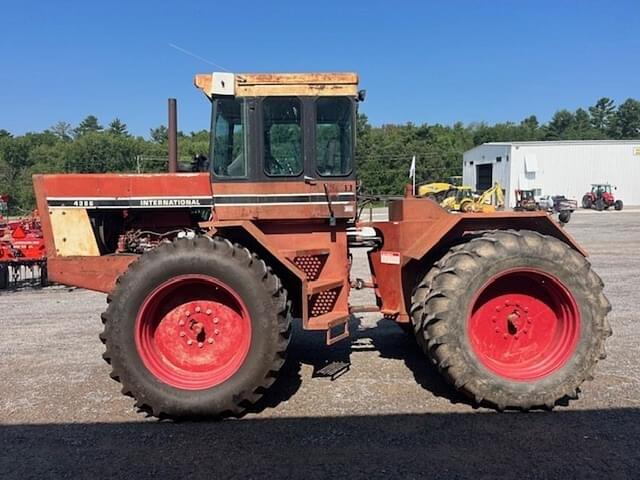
462 140 640 207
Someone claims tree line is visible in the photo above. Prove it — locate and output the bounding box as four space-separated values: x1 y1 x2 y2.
1 97 639 212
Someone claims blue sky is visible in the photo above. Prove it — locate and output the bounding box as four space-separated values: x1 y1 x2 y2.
1 0 638 137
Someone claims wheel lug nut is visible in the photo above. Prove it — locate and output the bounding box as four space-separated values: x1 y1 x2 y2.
503 334 508 339
179 332 185 337
492 316 497 323
495 328 500 333
214 329 220 335
185 311 190 317
214 318 219 324
187 339 193 345
208 338 214 344
527 318 532 323
514 335 519 340
195 306 201 313
198 342 203 348
179 320 185 326
206 309 212 315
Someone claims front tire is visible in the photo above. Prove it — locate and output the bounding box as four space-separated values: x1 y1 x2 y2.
614 200 623 211
0 263 8 290
558 210 571 224
411 230 611 410
101 236 291 418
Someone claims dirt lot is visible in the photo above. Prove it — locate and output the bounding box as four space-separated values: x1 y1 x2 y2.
1 209 639 479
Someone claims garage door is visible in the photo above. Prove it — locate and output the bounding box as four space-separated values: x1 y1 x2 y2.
476 164 493 191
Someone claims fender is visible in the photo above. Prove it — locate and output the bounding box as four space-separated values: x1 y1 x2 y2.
363 197 586 323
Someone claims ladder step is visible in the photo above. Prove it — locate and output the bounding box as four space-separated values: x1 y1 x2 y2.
306 311 349 330
307 278 344 295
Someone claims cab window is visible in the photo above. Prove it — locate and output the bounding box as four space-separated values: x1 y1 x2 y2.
211 98 246 178
316 97 353 176
263 97 303 176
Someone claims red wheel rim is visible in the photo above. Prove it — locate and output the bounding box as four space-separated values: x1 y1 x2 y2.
468 268 580 381
135 275 252 390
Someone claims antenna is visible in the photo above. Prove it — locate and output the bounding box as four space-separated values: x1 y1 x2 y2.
168 43 231 72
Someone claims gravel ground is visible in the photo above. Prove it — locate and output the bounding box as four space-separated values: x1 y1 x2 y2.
1 209 639 479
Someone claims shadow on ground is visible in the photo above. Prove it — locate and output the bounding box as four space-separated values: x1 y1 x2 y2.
249 315 467 417
2 408 639 479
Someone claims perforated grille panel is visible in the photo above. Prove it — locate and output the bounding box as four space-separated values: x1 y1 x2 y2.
309 288 340 317
293 255 326 281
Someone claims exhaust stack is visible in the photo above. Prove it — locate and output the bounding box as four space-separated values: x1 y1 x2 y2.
168 98 178 173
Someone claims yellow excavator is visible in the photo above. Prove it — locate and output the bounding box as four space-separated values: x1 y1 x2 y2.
466 182 505 213
419 180 504 213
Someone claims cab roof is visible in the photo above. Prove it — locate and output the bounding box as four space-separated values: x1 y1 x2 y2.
194 72 359 98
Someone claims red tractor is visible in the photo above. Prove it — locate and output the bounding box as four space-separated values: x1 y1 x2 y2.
32 72 611 418
513 189 539 211
582 184 623 211
0 209 47 289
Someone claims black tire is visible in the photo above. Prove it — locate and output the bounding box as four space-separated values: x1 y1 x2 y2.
595 199 604 211
558 210 571 224
581 195 592 209
614 200 623 211
100 236 291 418
0 263 8 290
411 230 612 410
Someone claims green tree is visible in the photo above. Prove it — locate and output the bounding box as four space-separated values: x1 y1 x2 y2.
611 99 640 139
107 118 129 136
565 108 599 139
74 115 103 137
50 121 73 141
589 98 615 133
150 125 168 143
520 115 539 129
545 110 575 139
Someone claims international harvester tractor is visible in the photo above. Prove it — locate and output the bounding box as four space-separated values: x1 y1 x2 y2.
33 73 611 418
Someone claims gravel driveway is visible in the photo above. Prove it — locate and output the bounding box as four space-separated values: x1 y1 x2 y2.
1 209 639 479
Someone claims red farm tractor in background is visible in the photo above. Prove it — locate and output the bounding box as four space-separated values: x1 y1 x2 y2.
582 184 623 211
32 72 611 418
0 197 47 289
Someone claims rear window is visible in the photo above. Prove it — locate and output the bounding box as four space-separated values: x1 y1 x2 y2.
315 97 353 176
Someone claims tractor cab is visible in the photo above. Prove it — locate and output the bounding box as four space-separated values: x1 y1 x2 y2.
194 73 360 222
514 189 538 211
591 184 613 200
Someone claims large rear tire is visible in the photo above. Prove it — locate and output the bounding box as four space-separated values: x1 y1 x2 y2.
581 195 592 209
411 230 611 410
100 236 291 418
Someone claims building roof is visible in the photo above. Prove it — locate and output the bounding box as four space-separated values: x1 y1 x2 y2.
464 139 640 154
483 140 640 147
